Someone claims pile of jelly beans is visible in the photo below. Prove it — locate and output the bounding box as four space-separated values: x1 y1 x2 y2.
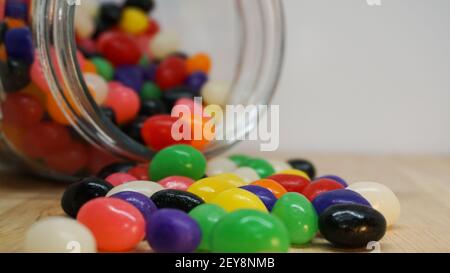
0 0 222 176
24 145 401 253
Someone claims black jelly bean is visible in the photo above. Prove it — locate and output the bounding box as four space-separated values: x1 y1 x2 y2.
124 0 155 13
0 59 31 93
139 98 168 117
151 189 204 213
61 177 113 218
99 3 123 27
288 159 316 179
319 204 387 248
122 116 147 143
97 162 136 179
162 86 195 109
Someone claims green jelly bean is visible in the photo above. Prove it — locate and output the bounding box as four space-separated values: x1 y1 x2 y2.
272 192 318 245
139 55 150 66
210 210 290 253
189 204 227 251
229 154 252 167
140 82 162 100
242 158 275 178
91 57 114 81
149 145 207 181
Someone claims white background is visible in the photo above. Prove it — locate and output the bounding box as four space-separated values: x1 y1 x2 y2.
239 0 450 155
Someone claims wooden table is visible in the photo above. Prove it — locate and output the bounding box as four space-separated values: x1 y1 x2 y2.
1 154 450 253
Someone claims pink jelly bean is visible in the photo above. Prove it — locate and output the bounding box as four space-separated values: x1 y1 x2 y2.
173 98 203 116
104 82 140 125
30 53 50 93
158 176 195 191
106 173 138 187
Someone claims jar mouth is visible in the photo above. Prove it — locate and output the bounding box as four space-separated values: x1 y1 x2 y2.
35 0 285 163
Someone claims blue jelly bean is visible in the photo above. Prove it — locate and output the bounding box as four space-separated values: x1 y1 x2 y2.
240 185 278 211
185 71 208 95
312 189 371 215
5 27 34 65
317 175 348 187
110 191 158 226
5 0 28 21
147 209 201 253
114 65 144 92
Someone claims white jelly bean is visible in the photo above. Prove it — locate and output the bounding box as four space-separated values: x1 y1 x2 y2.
75 8 95 39
84 73 109 105
232 167 260 183
79 0 100 18
267 159 291 173
106 181 164 197
201 80 230 106
24 217 96 253
206 158 237 177
150 31 180 59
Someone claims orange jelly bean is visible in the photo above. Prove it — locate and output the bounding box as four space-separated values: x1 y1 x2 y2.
251 179 288 198
5 18 26 29
82 60 97 74
186 53 211 74
77 197 145 252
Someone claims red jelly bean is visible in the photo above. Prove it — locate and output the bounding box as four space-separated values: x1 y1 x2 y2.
155 56 187 90
77 197 145 252
22 122 72 158
104 82 140 124
146 19 160 36
106 173 137 187
46 141 88 174
97 31 141 66
127 164 149 181
267 174 311 194
141 114 190 151
158 176 195 191
302 178 345 201
2 93 44 127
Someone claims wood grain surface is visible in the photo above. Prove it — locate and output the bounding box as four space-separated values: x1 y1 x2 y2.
1 154 450 253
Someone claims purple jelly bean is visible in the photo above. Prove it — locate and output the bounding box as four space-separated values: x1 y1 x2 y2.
114 65 144 92
5 27 34 65
142 63 158 81
185 71 208 95
5 0 28 21
110 191 157 225
312 189 371 215
147 209 201 253
317 175 348 187
240 185 278 211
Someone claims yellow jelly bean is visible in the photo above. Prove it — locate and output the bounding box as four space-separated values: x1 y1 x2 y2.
210 188 268 213
215 173 247 187
279 169 310 180
119 8 149 35
188 176 237 203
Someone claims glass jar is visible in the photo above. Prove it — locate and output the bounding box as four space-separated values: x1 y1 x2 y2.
0 0 284 180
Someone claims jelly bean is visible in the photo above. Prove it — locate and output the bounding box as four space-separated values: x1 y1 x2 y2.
210 210 289 253
87 146 119 174
146 18 160 36
127 164 150 181
141 114 189 151
82 60 97 73
251 179 287 199
319 204 387 248
272 193 318 245
90 57 114 81
1 93 44 127
104 82 140 124
186 53 212 74
61 177 113 218
189 204 227 251
312 189 371 215
201 80 230 106
140 82 162 100
150 145 207 181
347 181 401 227
229 155 251 166
155 56 187 90
79 0 100 18
187 176 237 202
158 176 194 191
302 178 345 201
114 65 144 92
46 94 72 126
24 217 96 253
22 122 72 158
83 73 108 105
105 173 138 187
151 189 204 213
242 158 275 178
111 191 157 225
140 99 168 117
77 197 145 252
97 31 141 66
119 7 148 35
267 159 291 173
106 180 164 198
0 59 31 92
5 17 26 29
215 173 246 187
267 174 310 194
74 8 95 39
99 3 122 27
163 86 195 108
240 185 277 211
121 115 146 143
205 158 237 177
317 175 348 187
147 209 201 253
30 54 50 93
185 71 208 94
150 31 180 60
46 141 89 175
142 63 158 81
210 188 268 213
279 169 311 180
231 167 260 183
287 159 316 179
125 0 155 12
5 27 33 64
5 0 28 21
0 22 7 43
97 162 136 179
